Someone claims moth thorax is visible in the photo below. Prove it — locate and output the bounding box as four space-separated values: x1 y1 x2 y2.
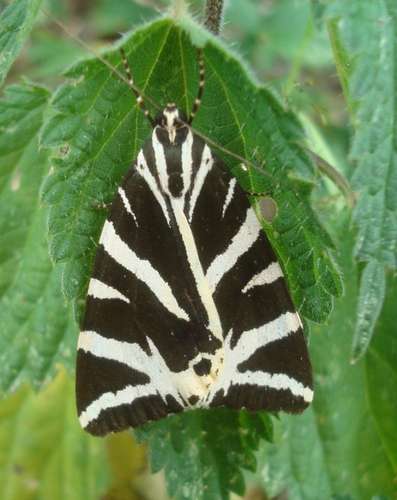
155 104 187 144
154 104 190 199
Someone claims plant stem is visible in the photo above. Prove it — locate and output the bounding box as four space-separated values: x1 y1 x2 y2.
306 148 356 208
204 0 224 35
172 0 187 19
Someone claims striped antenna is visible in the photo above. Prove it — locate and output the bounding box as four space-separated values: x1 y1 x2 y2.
189 49 205 124
120 48 154 126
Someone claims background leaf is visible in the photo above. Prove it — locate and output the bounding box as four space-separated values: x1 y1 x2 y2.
0 0 43 86
0 83 77 392
88 0 157 37
325 0 397 358
136 408 272 500
0 369 109 500
365 275 397 474
351 259 386 362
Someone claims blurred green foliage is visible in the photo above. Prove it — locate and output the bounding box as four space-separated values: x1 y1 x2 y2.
0 0 396 499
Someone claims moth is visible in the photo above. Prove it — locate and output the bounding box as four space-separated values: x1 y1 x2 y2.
76 47 313 436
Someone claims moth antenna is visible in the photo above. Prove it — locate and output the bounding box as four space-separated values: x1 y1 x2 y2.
188 48 205 124
120 48 155 127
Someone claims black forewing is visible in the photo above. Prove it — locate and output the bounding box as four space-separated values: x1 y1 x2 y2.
189 150 313 413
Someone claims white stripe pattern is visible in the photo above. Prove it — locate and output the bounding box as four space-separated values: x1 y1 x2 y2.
118 187 138 226
136 150 170 225
88 278 130 304
78 332 185 427
188 145 213 222
223 371 313 402
206 207 262 292
152 130 170 196
242 262 284 293
80 385 162 428
171 197 223 342
222 178 236 218
206 312 313 404
78 332 211 427
232 311 301 361
100 220 189 321
181 130 194 197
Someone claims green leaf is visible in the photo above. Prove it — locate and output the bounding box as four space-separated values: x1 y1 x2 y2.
261 407 334 499
89 0 156 37
257 189 343 322
328 0 397 267
366 276 397 472
0 369 110 500
0 83 77 392
310 0 327 26
260 214 397 500
40 17 341 324
136 408 272 500
0 0 43 86
326 0 397 354
351 260 386 362
25 30 86 80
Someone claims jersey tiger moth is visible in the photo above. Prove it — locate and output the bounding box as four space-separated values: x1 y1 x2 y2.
75 46 313 436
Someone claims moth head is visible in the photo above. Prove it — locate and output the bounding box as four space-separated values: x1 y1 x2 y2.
155 104 188 144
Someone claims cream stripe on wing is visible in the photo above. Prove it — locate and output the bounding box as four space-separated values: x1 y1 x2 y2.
118 187 138 226
136 149 170 225
242 262 284 293
226 371 313 402
78 331 182 427
231 311 302 363
99 220 189 321
206 207 262 292
171 197 223 343
206 312 312 404
87 278 130 304
80 385 159 428
222 178 236 218
188 145 213 222
77 332 197 427
181 129 194 196
152 129 170 195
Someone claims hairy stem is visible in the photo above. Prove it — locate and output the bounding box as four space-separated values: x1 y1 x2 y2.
204 0 224 35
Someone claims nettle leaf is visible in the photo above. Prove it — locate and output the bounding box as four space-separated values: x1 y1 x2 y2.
336 1 397 267
366 276 397 472
0 369 109 500
351 259 386 362
326 0 397 358
136 408 272 500
40 17 341 324
260 215 397 500
0 83 77 392
0 0 42 86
